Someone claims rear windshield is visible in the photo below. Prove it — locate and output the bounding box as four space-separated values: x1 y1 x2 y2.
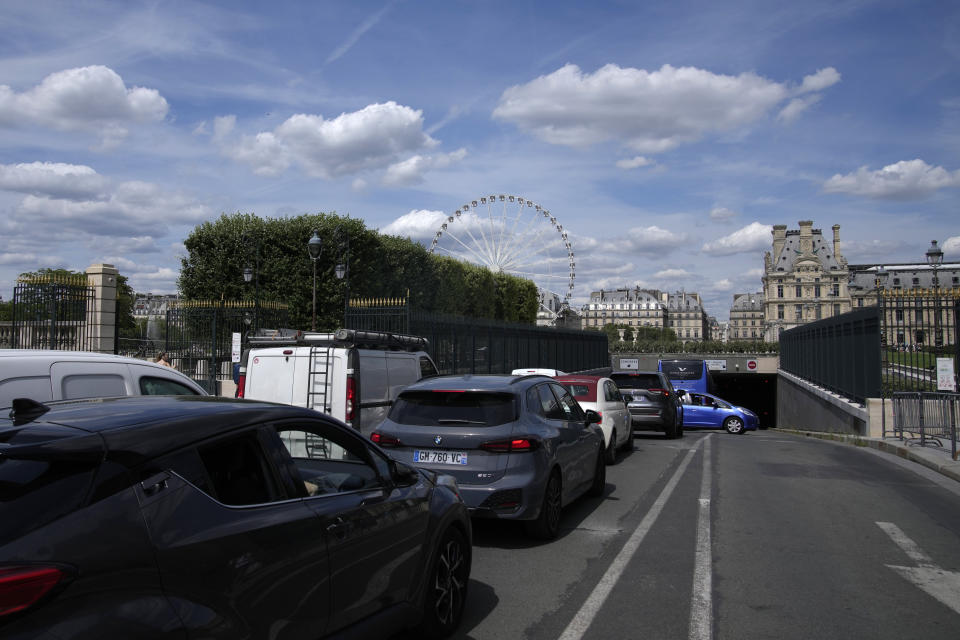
660 360 704 380
560 383 594 401
389 391 516 427
610 373 663 390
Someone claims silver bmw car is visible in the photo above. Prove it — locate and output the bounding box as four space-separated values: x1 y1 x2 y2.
371 374 607 539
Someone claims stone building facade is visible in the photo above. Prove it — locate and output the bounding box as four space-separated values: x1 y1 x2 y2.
581 287 710 342
762 221 851 341
728 293 765 342
664 291 710 342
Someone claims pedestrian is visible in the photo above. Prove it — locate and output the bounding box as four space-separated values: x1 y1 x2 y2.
156 352 173 367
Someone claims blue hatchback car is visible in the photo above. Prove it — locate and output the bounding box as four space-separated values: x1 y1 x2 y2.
679 391 759 434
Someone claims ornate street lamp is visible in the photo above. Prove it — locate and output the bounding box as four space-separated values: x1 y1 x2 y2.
308 230 323 331
335 227 351 328
925 240 944 347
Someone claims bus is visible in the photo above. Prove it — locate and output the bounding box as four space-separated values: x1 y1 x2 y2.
658 358 714 394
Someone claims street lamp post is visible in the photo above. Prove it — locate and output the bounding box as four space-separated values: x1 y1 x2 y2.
926 240 944 348
242 234 261 331
335 227 350 328
308 230 322 331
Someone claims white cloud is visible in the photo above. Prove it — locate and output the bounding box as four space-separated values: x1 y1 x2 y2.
0 66 168 146
616 156 653 169
654 268 692 279
942 236 960 258
743 268 763 278
714 278 734 291
493 64 835 153
702 221 772 256
0 162 108 200
381 209 448 240
382 148 467 186
709 206 737 221
823 159 960 200
799 67 841 93
616 225 689 255
778 94 822 123
223 102 439 179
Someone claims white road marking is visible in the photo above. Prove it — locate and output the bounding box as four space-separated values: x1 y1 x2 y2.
559 441 702 640
689 435 713 640
877 521 960 615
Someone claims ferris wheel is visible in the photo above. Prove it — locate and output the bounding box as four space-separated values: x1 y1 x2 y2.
428 194 575 315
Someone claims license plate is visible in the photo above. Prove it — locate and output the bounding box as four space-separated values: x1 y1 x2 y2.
413 450 468 465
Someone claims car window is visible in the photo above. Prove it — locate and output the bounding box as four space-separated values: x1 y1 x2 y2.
610 373 663 390
684 393 702 406
197 431 280 506
419 356 439 379
139 376 200 395
550 383 586 421
604 381 621 402
389 391 516 427
386 354 420 399
61 373 126 400
535 384 566 420
561 383 592 401
274 422 382 496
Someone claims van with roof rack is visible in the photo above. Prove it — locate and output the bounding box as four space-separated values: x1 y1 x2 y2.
236 328 439 436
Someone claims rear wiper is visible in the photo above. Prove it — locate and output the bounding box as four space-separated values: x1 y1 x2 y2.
437 418 486 425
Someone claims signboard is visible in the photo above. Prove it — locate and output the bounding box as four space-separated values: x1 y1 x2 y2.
619 358 639 370
746 360 758 371
231 332 242 364
936 358 956 392
705 359 727 371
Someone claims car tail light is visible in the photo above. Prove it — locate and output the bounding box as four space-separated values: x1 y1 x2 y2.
345 375 356 423
0 566 66 617
649 388 671 397
595 411 602 419
480 438 540 453
370 432 401 447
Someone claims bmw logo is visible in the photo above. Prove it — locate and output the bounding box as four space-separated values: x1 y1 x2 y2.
434 435 443 445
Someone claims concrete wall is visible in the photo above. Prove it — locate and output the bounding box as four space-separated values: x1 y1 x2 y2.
777 370 892 437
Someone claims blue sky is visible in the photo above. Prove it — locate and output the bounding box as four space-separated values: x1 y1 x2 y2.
1 0 958 320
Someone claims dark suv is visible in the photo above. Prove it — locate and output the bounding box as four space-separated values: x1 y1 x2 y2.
610 371 685 439
371 374 606 540
0 396 471 639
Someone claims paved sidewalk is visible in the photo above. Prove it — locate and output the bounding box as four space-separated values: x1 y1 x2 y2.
780 429 960 484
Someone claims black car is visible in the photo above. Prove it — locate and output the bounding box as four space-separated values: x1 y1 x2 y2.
609 371 685 439
0 395 471 639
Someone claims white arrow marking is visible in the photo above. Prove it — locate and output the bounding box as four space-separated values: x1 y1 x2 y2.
877 521 960 616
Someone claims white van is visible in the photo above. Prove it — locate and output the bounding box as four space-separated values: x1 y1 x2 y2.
237 328 439 437
0 350 208 409
511 368 568 377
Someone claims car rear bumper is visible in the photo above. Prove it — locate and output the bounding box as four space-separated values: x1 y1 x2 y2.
458 468 547 521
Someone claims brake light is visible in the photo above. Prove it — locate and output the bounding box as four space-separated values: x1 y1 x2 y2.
649 388 671 397
345 375 356 423
480 438 539 453
0 566 66 617
236 373 246 398
370 432 401 447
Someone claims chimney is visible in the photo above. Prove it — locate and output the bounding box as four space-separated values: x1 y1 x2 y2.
772 225 787 260
798 220 813 254
832 224 841 259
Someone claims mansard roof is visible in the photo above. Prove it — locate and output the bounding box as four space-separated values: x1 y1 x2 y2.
731 293 763 311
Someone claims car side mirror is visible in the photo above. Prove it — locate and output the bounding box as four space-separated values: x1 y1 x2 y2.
584 409 601 425
391 461 420 487
676 389 686 398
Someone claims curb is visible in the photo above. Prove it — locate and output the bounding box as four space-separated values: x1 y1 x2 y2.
780 429 960 484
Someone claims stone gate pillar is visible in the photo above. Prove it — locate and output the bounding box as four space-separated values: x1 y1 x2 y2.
86 263 118 353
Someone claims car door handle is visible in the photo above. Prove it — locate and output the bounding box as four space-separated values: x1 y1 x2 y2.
140 472 170 497
327 516 349 538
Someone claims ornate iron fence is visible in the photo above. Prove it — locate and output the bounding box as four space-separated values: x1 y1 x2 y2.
164 300 289 392
10 274 95 350
346 297 608 375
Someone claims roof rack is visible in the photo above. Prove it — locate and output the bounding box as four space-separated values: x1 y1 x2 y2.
247 328 430 352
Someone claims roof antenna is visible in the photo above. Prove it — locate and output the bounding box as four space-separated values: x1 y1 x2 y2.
9 398 51 425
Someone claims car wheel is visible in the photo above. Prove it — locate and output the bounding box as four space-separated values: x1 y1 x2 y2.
525 471 562 540
587 449 606 497
604 429 618 465
724 417 745 435
417 526 470 639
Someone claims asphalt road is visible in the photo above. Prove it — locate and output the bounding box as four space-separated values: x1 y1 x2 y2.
440 430 960 639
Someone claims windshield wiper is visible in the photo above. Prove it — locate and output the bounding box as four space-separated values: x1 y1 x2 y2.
437 418 487 425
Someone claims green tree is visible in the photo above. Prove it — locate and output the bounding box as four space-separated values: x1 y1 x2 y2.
179 212 541 330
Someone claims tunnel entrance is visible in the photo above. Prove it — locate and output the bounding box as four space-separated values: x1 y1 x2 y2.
711 372 778 428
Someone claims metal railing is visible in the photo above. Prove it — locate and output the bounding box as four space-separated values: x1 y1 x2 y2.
9 274 95 350
879 290 960 394
346 298 609 375
779 307 882 404
891 391 959 460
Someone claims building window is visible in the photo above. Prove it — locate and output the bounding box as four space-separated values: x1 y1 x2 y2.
795 305 803 320
815 285 821 297
778 304 785 320
896 309 904 322
777 285 783 298
858 298 863 307
833 304 840 316
795 285 802 297
912 278 920 286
